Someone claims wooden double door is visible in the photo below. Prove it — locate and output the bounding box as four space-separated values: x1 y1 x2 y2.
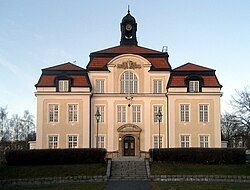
123 136 135 156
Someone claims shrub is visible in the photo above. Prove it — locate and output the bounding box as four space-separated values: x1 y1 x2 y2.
5 148 107 166
149 148 246 164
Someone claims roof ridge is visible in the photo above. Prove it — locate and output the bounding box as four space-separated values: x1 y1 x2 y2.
43 62 84 71
174 62 215 71
91 45 163 54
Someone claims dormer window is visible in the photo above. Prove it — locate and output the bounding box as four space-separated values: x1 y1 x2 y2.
189 81 199 92
58 80 69 92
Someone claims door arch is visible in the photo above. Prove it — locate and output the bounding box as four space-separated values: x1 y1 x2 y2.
123 136 135 156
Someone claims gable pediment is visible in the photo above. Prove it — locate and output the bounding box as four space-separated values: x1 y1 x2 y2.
117 123 142 132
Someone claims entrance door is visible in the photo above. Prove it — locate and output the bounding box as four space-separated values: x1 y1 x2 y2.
124 136 135 156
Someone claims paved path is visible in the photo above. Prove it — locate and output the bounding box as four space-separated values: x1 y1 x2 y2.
105 181 150 190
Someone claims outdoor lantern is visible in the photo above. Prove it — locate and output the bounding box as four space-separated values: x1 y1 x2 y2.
95 109 101 123
95 109 101 148
156 109 163 122
156 109 163 149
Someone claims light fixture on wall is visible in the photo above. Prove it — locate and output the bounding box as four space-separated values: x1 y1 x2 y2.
125 96 133 107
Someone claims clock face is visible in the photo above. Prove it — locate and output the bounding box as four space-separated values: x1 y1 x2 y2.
126 24 132 31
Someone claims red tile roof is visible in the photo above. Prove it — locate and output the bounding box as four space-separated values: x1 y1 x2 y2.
87 45 171 71
168 75 221 87
36 62 91 88
87 57 113 71
36 75 90 87
167 63 221 88
93 45 162 54
174 63 214 71
44 62 84 71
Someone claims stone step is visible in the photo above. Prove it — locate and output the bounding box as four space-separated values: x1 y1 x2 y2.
109 178 149 181
111 173 147 175
110 159 148 181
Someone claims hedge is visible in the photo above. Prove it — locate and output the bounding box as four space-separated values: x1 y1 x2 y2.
149 148 246 164
5 148 107 166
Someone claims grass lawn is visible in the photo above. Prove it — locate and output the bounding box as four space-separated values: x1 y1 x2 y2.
2 183 104 190
151 182 250 190
151 162 250 176
0 163 106 180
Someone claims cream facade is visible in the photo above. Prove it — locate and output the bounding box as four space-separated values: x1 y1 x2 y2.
35 11 222 155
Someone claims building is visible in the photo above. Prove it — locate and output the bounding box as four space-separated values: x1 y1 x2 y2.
35 11 222 156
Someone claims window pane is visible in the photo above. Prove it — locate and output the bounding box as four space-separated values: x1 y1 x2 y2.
120 71 138 93
189 81 199 92
59 80 69 92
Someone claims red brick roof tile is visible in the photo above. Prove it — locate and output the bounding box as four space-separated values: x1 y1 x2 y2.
87 45 171 71
168 75 221 88
44 62 84 71
174 63 214 71
93 45 162 54
36 75 90 87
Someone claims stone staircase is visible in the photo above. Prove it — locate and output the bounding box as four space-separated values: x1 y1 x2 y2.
110 157 148 181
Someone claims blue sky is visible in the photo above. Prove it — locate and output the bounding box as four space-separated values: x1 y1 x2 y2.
0 0 249 117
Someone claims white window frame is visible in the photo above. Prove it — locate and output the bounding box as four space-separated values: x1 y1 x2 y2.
58 80 69 92
199 104 209 123
96 105 105 123
48 134 59 149
180 104 190 122
153 79 163 93
68 104 78 123
117 105 127 123
189 81 199 92
132 105 141 123
199 134 210 148
153 105 163 123
48 104 59 123
152 135 163 148
96 134 105 148
120 70 138 94
96 79 105 93
67 134 79 148
180 134 191 148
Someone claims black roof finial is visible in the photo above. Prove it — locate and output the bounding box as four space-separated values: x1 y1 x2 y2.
128 5 130 14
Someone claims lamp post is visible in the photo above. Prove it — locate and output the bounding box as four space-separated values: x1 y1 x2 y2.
95 109 101 148
156 109 163 149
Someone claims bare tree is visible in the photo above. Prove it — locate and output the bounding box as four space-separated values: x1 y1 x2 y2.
231 87 250 148
21 110 35 140
0 107 8 141
221 112 241 147
9 114 22 141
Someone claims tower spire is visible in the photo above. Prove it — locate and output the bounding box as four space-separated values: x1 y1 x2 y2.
128 5 130 14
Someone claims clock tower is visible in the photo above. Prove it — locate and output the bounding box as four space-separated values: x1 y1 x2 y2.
120 9 138 46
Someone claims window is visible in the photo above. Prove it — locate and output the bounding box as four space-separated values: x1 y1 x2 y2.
200 135 209 148
132 105 141 123
58 80 69 92
48 135 58 149
96 79 104 93
189 81 199 92
68 135 78 148
153 80 162 93
180 135 190 148
68 104 78 122
96 106 104 123
120 71 138 93
153 105 163 123
180 104 189 122
97 135 105 148
49 104 59 122
117 105 126 123
153 135 163 148
199 104 208 122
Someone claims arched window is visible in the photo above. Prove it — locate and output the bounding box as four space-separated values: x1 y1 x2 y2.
120 71 138 93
